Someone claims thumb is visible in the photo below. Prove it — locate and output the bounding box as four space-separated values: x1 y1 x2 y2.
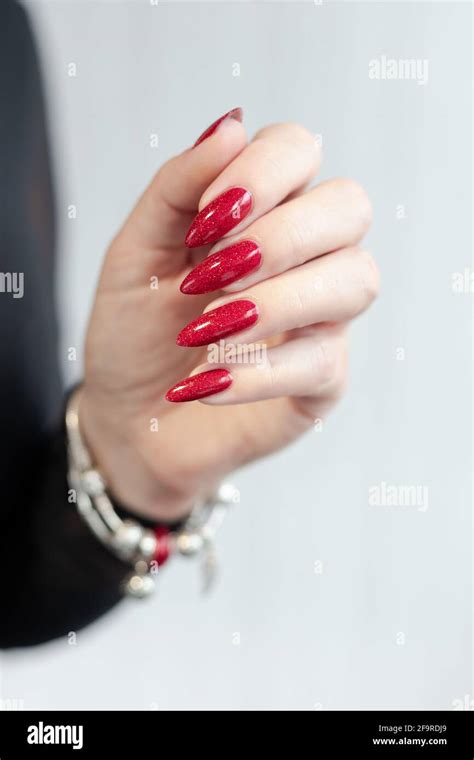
110 110 247 273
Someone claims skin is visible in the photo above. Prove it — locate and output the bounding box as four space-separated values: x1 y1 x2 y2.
80 119 379 522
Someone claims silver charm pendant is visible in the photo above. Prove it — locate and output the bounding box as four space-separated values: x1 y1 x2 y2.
201 540 219 593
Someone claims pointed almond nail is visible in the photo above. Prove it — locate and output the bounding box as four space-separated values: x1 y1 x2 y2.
176 299 258 347
184 187 252 248
180 240 262 295
193 107 243 147
165 369 233 402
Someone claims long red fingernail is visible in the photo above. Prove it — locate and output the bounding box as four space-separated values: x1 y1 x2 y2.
176 299 258 347
193 107 243 147
180 240 262 295
185 187 252 248
165 369 232 402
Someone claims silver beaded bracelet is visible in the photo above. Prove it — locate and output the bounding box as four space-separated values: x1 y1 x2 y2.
65 390 235 598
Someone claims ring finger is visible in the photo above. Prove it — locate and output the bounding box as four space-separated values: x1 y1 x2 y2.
166 323 348 405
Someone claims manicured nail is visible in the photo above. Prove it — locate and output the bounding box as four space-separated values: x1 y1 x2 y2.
165 369 233 402
176 299 258 347
180 240 262 295
185 187 252 248
193 107 243 147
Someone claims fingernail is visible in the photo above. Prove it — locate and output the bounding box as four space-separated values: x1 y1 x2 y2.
180 240 262 295
193 107 243 148
176 299 258 347
185 187 252 248
165 369 233 402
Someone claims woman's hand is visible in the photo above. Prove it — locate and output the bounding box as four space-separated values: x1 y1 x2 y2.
80 111 378 521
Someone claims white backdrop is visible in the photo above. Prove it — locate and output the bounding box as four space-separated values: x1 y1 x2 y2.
1 0 472 710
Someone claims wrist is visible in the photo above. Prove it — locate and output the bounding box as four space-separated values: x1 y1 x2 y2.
67 388 236 597
77 387 195 523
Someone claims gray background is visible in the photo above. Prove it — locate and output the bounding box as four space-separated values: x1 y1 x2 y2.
1 0 471 710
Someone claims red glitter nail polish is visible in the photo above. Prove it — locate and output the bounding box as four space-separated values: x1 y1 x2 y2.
165 369 233 402
185 187 252 248
176 299 258 347
180 240 262 295
193 107 243 147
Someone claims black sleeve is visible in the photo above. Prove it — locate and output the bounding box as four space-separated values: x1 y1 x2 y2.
0 1 130 649
0 420 132 649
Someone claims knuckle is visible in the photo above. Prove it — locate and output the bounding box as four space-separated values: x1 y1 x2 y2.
281 122 318 147
254 122 321 169
255 121 315 145
260 146 286 183
283 214 308 263
331 368 348 403
354 248 380 304
316 334 349 399
280 123 322 172
312 339 338 387
338 178 373 229
253 124 273 142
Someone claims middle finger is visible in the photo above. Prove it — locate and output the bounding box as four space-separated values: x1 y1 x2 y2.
180 178 372 295
175 247 380 348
